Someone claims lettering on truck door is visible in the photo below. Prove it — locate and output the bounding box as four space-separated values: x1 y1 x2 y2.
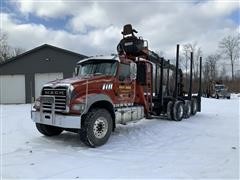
116 62 135 106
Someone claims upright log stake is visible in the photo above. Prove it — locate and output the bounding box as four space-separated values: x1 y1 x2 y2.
198 57 202 112
188 52 193 100
174 44 180 98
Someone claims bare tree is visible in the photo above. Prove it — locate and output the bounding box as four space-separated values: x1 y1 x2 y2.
219 34 240 80
219 64 227 80
13 47 25 56
203 61 210 82
0 32 25 63
181 42 202 79
0 33 12 62
181 44 191 75
205 54 220 81
194 47 202 79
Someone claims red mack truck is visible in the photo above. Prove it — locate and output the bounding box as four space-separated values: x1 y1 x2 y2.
31 24 202 147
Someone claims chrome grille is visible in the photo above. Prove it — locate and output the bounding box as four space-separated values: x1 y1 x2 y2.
41 86 68 112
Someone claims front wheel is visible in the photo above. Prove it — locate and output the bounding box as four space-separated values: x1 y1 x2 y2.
80 108 113 147
36 123 63 136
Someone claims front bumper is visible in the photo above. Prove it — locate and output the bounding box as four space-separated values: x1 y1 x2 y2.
31 109 81 129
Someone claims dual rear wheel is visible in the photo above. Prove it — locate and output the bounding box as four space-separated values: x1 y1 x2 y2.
167 99 198 121
167 100 184 121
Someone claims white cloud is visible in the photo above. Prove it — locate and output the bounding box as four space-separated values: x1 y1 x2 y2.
1 13 120 56
198 0 239 18
14 0 72 18
3 0 240 62
69 3 109 33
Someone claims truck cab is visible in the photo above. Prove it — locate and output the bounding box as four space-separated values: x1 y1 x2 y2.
205 81 231 99
32 54 146 147
214 84 231 99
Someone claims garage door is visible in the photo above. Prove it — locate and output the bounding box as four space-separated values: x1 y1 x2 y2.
0 75 26 104
35 73 63 98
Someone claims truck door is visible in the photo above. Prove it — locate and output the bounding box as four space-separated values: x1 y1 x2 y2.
116 62 135 105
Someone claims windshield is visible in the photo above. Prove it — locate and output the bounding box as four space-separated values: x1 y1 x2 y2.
77 60 117 76
215 85 225 90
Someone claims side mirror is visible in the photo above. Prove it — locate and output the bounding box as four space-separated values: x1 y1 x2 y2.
130 62 137 80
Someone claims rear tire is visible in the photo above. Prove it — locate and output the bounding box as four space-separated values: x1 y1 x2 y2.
184 100 191 119
191 99 198 115
167 101 174 120
36 123 63 136
173 101 184 121
80 108 113 147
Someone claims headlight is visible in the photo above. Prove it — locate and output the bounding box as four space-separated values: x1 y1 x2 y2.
34 99 41 110
71 103 85 112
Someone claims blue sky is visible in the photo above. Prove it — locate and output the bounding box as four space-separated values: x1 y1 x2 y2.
229 9 240 24
2 0 70 31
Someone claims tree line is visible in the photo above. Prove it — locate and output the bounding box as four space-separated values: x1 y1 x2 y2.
179 34 240 92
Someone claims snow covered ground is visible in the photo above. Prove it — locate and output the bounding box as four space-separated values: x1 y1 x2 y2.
1 96 239 179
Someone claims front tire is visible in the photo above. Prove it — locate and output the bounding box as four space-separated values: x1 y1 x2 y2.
80 108 113 147
36 123 63 136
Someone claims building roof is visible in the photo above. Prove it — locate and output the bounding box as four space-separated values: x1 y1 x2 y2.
0 44 88 66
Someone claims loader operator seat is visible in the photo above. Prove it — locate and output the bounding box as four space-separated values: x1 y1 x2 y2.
117 24 145 56
122 24 138 36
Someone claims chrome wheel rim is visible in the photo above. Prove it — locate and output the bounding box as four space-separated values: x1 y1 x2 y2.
93 117 108 139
